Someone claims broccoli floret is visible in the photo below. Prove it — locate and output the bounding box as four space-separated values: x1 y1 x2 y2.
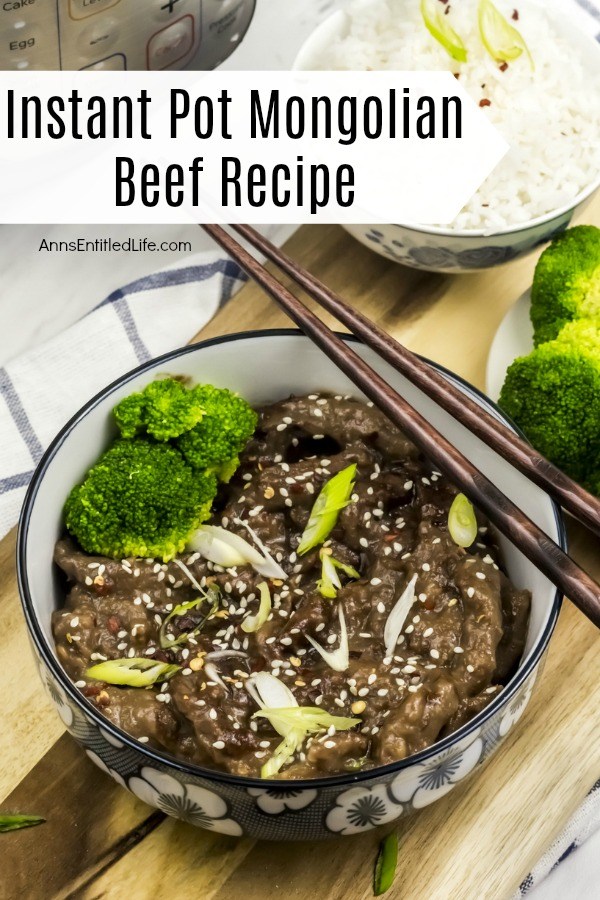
531 225 600 346
113 378 205 441
65 440 216 561
177 385 258 473
499 320 600 484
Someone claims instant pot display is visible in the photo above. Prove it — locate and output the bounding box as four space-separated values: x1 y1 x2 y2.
0 0 255 71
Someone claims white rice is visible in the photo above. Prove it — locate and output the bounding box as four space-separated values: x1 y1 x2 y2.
311 0 600 231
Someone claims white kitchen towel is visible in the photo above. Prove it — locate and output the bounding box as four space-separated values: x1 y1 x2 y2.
0 224 294 539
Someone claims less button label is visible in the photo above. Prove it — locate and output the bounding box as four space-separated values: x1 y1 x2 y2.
69 0 122 21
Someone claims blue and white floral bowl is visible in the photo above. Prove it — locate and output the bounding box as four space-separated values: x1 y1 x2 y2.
294 6 600 274
18 331 563 840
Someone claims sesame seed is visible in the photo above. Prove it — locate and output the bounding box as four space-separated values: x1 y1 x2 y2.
422 563 431 572
360 537 369 548
213 741 225 749
430 649 440 659
324 740 336 749
358 687 369 697
467 587 475 598
377 688 389 697
377 601 386 614
454 647 464 654
404 481 413 490
371 577 382 586
423 627 433 638
476 572 486 580
368 673 377 685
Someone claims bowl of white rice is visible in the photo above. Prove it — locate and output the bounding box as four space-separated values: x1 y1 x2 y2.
294 0 600 272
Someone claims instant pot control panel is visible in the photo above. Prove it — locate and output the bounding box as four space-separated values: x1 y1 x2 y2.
0 0 255 71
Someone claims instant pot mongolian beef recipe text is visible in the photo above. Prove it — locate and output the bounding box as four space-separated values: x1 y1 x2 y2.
53 379 530 779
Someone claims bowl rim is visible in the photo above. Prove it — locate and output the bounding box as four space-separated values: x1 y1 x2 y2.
17 328 565 791
293 4 600 239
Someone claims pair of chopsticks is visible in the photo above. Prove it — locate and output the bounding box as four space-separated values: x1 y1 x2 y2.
202 223 600 629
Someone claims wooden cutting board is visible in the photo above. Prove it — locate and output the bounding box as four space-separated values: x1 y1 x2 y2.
2 206 600 900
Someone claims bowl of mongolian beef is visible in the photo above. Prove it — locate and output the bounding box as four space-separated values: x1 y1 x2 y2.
17 331 564 840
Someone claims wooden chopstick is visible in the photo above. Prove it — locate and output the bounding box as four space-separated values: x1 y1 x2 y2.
202 224 600 629
233 223 600 540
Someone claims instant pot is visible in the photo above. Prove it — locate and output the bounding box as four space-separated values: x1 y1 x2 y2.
1 0 256 70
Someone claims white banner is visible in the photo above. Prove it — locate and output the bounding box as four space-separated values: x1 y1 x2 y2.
0 71 507 224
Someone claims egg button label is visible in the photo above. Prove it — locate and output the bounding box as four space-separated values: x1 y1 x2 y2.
0 70 507 224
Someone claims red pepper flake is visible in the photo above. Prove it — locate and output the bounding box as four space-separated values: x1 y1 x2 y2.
106 615 120 635
479 99 492 108
512 9 519 19
453 72 460 79
499 61 509 72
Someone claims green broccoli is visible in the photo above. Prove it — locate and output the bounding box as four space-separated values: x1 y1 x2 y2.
65 440 216 561
531 225 600 346
113 378 205 441
499 320 600 485
177 384 258 473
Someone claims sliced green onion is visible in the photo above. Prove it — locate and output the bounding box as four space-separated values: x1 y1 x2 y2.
234 517 288 580
317 550 360 599
245 672 300 776
245 670 298 711
421 0 468 63
188 522 288 580
241 582 272 633
85 657 180 687
0 815 46 833
246 673 359 777
384 574 418 658
373 832 399 896
253 707 360 734
159 587 220 648
318 552 341 599
448 493 478 548
306 605 349 672
254 706 360 778
478 0 533 67
298 464 357 555
260 732 303 779
344 756 369 772
187 524 257 568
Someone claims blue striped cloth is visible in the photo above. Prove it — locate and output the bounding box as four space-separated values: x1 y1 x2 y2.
0 226 293 538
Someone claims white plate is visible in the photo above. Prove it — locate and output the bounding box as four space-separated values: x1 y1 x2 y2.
486 289 534 401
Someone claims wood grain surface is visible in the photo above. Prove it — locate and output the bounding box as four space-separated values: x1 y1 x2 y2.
2 206 600 900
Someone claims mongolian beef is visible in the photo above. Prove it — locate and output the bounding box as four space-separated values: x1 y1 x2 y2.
53 382 531 779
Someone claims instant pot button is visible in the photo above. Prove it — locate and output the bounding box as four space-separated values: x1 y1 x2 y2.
77 17 118 55
81 52 125 70
152 0 197 23
69 0 121 21
147 15 194 70
1 22 43 65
